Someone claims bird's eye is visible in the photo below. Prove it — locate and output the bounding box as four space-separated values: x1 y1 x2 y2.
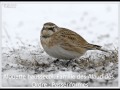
49 27 53 30
48 27 55 32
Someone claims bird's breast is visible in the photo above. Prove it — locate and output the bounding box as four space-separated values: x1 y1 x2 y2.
41 36 54 48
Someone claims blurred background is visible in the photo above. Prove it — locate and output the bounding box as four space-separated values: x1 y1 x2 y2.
1 2 119 87
2 2 118 49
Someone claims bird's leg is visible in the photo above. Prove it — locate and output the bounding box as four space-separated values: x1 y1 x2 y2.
53 59 59 63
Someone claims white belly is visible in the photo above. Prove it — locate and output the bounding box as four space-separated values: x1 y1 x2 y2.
43 45 83 60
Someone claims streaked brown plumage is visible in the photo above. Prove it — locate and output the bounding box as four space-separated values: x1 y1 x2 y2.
40 22 107 59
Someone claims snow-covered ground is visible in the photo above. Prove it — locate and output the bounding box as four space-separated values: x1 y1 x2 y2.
1 2 118 87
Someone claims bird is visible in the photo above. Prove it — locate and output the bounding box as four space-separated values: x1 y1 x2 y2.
40 22 107 60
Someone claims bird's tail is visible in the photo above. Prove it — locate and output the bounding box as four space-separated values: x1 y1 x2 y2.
84 43 108 52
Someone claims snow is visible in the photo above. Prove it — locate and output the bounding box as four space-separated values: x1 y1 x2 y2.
2 3 118 49
1 2 118 87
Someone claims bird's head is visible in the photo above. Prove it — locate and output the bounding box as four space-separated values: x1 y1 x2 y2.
41 22 59 38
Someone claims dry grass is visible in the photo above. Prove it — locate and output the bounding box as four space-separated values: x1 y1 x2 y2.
2 44 118 87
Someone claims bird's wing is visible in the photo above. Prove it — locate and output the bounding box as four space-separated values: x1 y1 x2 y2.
52 28 89 53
